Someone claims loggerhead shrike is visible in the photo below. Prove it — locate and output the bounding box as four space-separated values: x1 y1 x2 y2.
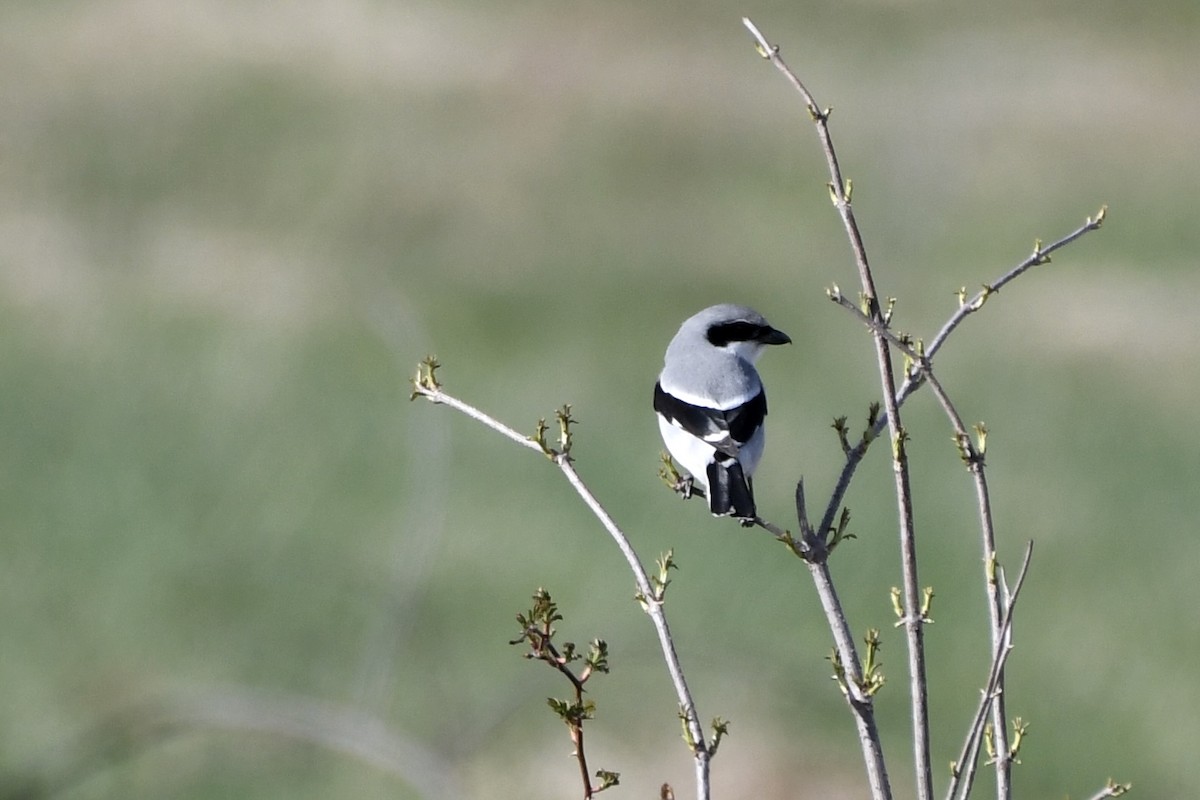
654 304 791 522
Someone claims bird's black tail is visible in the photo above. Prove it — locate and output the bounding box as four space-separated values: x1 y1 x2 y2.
707 459 756 521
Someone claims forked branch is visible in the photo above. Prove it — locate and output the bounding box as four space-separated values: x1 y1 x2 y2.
743 17 1109 800
818 205 1105 575
744 17 929 800
511 588 618 798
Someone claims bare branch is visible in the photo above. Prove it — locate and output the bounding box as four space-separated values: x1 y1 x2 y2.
745 18 927 800
808 561 892 793
413 375 712 799
818 205 1105 554
512 590 616 798
1083 779 1133 800
824 212 1108 800
837 288 1022 797
827 292 921 358
411 360 546 456
924 206 1106 365
946 543 1035 800
751 514 790 541
746 481 890 798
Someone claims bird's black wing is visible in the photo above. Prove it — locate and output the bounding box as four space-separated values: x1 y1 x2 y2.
654 382 768 456
722 391 768 445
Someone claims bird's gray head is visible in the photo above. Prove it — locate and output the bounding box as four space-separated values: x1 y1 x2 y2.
671 304 791 365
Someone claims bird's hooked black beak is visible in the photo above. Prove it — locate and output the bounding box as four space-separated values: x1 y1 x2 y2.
759 327 791 346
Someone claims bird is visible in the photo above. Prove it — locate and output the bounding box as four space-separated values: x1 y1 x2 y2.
653 304 791 522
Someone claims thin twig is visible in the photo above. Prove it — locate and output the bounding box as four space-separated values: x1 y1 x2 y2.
818 207 1105 557
514 595 605 799
1082 780 1133 800
558 458 712 795
808 558 891 781
413 377 712 799
945 543 1034 800
824 210 1106 798
751 485 882 765
966 456 1013 799
762 485 888 795
751 515 790 540
833 289 1020 797
924 207 1106 365
753 501 888 782
415 385 547 454
827 292 919 355
744 17 928 800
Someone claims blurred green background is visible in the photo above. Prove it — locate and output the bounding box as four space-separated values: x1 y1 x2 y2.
2 0 1197 798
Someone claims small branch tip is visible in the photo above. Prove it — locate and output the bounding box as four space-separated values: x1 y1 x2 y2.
741 17 773 58
410 355 443 399
555 404 576 459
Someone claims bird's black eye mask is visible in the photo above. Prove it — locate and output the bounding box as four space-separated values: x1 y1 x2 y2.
706 321 769 347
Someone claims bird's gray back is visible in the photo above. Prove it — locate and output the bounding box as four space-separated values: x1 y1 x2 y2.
659 337 763 410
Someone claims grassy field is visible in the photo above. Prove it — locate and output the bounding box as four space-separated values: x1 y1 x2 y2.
2 1 1198 798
